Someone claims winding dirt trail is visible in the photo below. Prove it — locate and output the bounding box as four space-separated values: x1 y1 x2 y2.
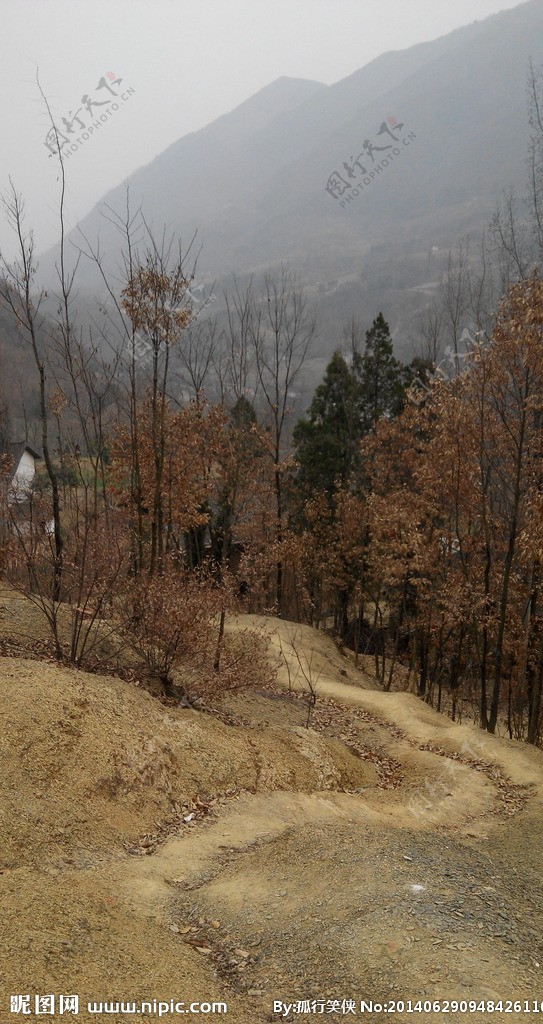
114 620 543 1023
1 612 542 1024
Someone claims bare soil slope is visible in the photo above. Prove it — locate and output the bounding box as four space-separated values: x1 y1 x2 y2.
1 610 542 1023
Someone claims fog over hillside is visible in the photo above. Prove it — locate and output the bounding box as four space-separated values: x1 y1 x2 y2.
32 0 543 368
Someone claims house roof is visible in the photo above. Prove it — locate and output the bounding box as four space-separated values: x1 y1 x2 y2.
6 442 43 464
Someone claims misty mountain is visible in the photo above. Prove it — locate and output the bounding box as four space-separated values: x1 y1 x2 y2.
38 0 543 362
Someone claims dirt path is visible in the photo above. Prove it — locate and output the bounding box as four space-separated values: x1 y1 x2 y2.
114 628 543 1023
1 614 542 1024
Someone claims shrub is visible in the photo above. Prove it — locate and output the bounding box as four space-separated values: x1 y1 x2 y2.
120 567 277 700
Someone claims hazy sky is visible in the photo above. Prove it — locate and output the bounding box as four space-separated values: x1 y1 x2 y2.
0 0 529 261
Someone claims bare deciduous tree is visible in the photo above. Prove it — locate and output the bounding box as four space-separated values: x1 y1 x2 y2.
252 266 316 611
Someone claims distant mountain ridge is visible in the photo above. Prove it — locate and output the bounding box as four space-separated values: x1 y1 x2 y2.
37 1 543 360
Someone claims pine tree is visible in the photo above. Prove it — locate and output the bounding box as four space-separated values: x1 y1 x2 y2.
293 351 360 496
355 313 406 433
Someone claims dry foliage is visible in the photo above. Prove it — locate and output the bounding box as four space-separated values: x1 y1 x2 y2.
119 566 276 699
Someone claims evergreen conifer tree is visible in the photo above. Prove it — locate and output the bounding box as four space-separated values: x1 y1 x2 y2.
293 351 360 495
354 313 406 432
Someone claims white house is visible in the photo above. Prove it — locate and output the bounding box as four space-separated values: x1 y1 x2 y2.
6 442 42 504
